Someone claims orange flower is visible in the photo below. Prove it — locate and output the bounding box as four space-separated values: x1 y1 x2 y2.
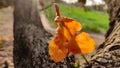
49 3 95 62
49 16 95 62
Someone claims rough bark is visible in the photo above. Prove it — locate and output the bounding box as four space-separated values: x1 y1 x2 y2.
13 0 75 68
13 0 120 68
84 0 120 67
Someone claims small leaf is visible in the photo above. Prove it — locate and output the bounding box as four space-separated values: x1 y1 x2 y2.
74 61 79 68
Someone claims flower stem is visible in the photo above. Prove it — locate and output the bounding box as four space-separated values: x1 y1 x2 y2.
54 3 60 16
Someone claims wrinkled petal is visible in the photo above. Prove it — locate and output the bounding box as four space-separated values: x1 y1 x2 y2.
59 24 72 41
55 26 69 48
63 18 82 36
75 32 95 54
68 40 81 54
55 16 82 36
49 39 68 62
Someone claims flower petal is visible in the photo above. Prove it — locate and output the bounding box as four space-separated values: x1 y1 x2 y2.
75 32 95 54
49 39 68 62
63 18 82 36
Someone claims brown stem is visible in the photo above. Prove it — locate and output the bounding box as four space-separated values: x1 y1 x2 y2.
54 3 60 16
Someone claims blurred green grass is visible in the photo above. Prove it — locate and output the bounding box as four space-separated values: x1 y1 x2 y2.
44 4 109 33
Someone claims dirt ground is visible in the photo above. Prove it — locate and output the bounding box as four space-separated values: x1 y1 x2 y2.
0 7 13 68
0 7 105 68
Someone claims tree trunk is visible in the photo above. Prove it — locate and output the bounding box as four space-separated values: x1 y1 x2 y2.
84 0 120 67
13 0 120 68
13 0 75 68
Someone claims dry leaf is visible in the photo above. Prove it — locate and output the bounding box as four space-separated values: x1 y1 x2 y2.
49 16 95 62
